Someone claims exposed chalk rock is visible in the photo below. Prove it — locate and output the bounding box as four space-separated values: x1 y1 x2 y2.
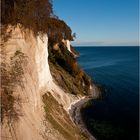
62 39 72 52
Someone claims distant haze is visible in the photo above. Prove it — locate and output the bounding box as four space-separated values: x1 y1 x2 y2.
71 41 139 46
54 0 139 46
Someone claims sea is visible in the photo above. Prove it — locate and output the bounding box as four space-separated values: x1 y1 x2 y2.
75 46 139 140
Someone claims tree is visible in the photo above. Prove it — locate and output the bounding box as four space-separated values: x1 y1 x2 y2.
46 18 73 44
1 0 53 34
72 33 76 39
1 0 75 43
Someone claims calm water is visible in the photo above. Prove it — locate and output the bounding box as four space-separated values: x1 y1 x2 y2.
75 47 139 140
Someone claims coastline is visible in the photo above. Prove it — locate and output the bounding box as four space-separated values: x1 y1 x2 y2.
68 84 100 140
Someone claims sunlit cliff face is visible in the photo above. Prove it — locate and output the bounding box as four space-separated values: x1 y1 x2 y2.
36 35 53 89
1 26 53 140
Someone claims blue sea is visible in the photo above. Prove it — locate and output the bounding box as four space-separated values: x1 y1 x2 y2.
75 47 139 140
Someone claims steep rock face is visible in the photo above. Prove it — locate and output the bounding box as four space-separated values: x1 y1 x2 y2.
1 26 92 140
1 26 52 140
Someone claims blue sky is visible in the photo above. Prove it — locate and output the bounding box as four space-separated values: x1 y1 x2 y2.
53 0 139 46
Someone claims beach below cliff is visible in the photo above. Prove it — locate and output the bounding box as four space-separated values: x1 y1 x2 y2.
68 84 100 140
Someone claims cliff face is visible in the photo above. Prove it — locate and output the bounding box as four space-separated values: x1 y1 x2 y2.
1 26 52 140
1 26 92 140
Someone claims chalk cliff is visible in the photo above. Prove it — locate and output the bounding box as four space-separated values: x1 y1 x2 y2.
1 26 95 140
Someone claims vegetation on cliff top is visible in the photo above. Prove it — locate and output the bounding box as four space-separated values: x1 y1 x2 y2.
2 0 53 33
46 18 74 43
1 0 74 43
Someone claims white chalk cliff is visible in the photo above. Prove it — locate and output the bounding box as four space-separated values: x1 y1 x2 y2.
1 26 94 140
1 26 51 140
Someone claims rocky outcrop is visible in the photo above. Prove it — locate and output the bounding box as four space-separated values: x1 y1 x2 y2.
62 39 79 58
62 39 71 52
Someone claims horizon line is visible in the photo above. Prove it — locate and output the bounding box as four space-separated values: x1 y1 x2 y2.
73 45 140 47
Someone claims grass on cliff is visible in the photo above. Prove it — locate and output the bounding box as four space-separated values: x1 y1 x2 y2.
1 50 26 122
43 92 88 140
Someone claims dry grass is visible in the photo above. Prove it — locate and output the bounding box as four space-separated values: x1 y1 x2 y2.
43 92 88 140
1 50 27 122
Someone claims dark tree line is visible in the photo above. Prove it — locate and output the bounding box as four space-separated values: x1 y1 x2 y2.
46 18 73 43
1 0 53 34
1 0 75 42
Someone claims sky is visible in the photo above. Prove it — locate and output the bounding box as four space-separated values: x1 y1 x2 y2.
53 0 139 46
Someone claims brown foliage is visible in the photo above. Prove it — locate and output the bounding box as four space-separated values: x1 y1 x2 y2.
47 18 73 44
1 0 53 34
1 0 74 43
